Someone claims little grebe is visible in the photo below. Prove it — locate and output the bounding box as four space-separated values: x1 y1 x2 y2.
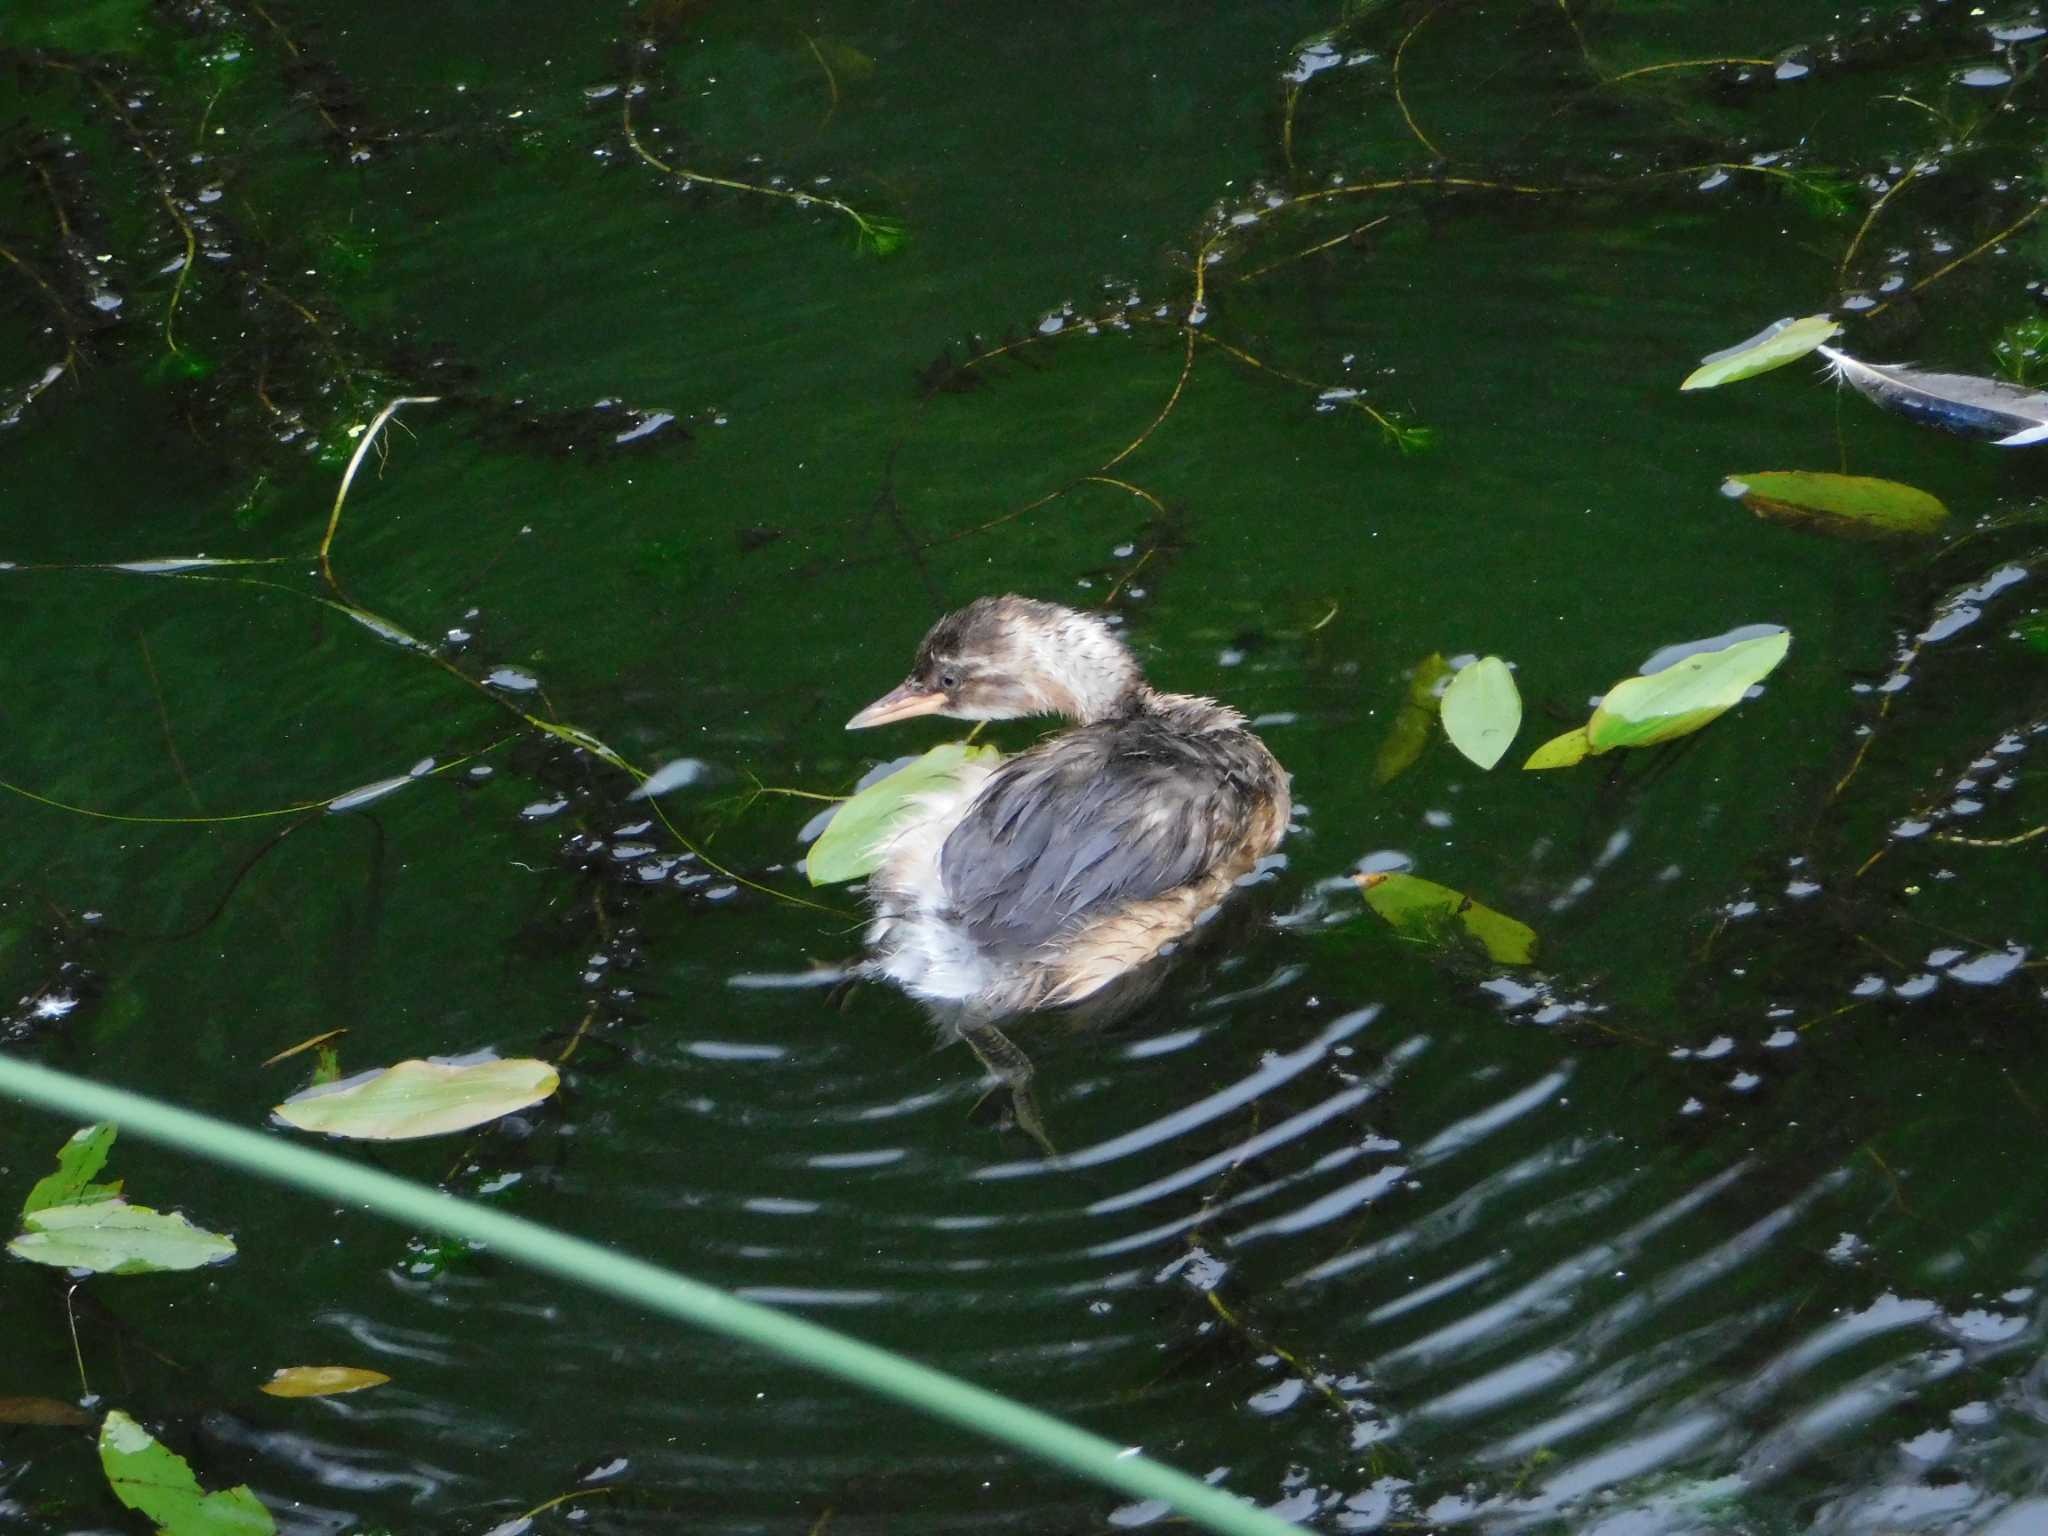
846 595 1291 1020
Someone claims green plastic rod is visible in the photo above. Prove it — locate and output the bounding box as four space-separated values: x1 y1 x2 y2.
0 1055 1305 1536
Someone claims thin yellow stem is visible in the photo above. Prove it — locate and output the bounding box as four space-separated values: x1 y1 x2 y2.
1231 216 1390 283
1934 823 2047 849
1606 56 1774 84
1078 475 1169 516
801 33 839 128
621 61 886 245
1101 329 1196 470
1888 199 2048 309
1838 161 1923 285
1392 9 1444 159
159 192 198 359
319 396 442 598
261 1030 348 1068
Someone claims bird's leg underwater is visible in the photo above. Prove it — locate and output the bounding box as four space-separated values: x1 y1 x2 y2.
959 1018 1055 1157
824 966 867 1014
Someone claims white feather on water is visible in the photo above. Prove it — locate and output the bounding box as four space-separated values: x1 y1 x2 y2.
1818 345 2048 446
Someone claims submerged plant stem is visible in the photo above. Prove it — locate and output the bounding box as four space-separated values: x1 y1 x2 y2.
1102 329 1196 470
159 192 198 360
1838 162 1924 286
136 630 203 813
1392 9 1444 159
1231 217 1390 284
1606 56 1773 83
620 62 898 252
319 396 442 598
1867 199 2048 317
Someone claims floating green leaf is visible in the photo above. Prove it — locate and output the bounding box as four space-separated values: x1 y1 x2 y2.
1355 873 1536 965
1586 630 1791 752
99 1410 276 1536
1522 726 1592 771
23 1123 122 1216
1680 315 1840 391
1440 656 1521 770
274 1058 559 1140
10 1201 236 1274
1726 471 1948 538
260 1366 391 1398
1373 652 1450 785
807 742 1003 885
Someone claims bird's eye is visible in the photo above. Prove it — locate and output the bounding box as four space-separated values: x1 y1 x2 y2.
939 671 960 691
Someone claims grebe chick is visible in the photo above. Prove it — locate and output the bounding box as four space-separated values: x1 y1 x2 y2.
847 595 1291 1021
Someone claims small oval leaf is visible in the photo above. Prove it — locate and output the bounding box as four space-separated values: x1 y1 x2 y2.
1726 470 1948 538
10 1201 236 1274
274 1058 559 1140
1586 630 1791 753
1439 656 1521 770
806 742 1003 885
260 1366 392 1398
1355 873 1537 965
1681 315 1840 391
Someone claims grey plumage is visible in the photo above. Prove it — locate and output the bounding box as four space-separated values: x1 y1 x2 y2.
937 705 1276 953
850 595 1290 1022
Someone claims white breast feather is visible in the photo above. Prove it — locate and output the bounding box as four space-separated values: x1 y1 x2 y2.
865 758 1001 1006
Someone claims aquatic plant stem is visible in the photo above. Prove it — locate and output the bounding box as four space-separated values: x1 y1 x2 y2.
1392 9 1444 159
801 32 840 129
1231 216 1390 284
158 193 199 361
1837 161 1924 286
0 1057 1308 1536
620 57 899 253
319 396 441 599
1604 56 1773 83
1866 199 2048 317
0 242 82 401
1101 329 1196 470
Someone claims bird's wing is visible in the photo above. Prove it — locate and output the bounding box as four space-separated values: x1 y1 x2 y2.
937 723 1242 953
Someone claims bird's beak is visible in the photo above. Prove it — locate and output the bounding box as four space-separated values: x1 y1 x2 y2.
846 682 949 730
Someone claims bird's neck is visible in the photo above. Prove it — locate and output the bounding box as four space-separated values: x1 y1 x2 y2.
1019 615 1145 724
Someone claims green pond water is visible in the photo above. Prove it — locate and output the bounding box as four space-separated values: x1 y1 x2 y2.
3 0 2047 1531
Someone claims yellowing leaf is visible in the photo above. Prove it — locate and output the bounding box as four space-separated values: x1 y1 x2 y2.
807 742 1003 885
0 1396 92 1426
260 1366 391 1398
1522 726 1592 770
1355 872 1537 965
1586 630 1790 752
1725 470 1948 538
1373 652 1450 785
273 1057 559 1140
1681 315 1840 391
1440 656 1521 770
10 1201 235 1275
